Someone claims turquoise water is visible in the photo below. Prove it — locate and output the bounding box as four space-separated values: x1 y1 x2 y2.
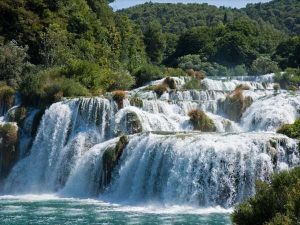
0 195 231 225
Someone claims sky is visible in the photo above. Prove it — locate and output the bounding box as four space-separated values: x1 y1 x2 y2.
110 0 271 10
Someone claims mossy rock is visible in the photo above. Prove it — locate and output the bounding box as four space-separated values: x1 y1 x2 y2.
8 106 27 125
130 96 143 108
102 135 129 188
0 123 18 179
125 111 143 134
188 109 216 132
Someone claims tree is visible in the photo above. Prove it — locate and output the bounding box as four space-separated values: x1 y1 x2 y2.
250 56 279 75
0 41 32 87
144 21 166 64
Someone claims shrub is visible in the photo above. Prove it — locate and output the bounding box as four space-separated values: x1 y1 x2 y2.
277 118 300 139
163 67 187 77
133 64 164 87
163 77 176 89
182 77 202 90
113 90 126 109
20 68 90 108
250 56 279 75
220 89 253 122
188 109 216 132
232 167 300 225
153 84 168 97
274 68 300 89
0 84 15 112
0 41 33 87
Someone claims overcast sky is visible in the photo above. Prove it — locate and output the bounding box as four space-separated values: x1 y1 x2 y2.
110 0 271 10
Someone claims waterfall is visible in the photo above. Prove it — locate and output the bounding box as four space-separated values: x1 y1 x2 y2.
2 76 300 209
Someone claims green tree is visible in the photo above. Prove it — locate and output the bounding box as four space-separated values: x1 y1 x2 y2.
144 21 166 64
250 56 279 75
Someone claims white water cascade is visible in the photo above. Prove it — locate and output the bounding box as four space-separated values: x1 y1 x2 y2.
2 76 300 208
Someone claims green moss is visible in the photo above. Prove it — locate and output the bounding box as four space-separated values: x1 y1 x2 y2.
130 96 143 108
188 109 216 132
102 135 129 187
0 123 18 179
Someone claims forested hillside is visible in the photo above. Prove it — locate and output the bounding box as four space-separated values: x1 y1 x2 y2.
0 0 300 110
121 0 300 78
0 0 150 108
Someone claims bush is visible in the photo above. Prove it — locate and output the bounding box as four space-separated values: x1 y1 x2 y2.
232 167 300 225
20 68 90 107
163 77 176 89
0 84 15 112
277 118 300 139
153 84 168 97
274 68 300 89
182 77 202 90
250 56 279 75
112 90 126 109
188 109 216 132
219 89 253 122
133 64 164 87
0 41 32 87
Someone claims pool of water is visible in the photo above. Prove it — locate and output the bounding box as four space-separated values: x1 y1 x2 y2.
0 195 232 225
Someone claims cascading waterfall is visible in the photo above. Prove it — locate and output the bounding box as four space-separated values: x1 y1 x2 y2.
2 76 300 209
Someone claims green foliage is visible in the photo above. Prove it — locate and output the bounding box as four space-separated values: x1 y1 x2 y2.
0 83 15 110
244 0 300 34
272 36 300 69
133 64 164 87
274 68 300 89
277 117 300 139
188 109 216 132
250 56 279 75
182 77 202 90
20 67 90 107
62 60 135 92
0 41 33 87
232 167 300 225
144 21 166 64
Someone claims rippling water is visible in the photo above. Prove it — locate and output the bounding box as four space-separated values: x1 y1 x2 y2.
0 195 231 225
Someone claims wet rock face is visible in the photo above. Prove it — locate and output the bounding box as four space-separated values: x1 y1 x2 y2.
0 123 18 179
125 112 143 134
219 90 253 122
102 136 129 188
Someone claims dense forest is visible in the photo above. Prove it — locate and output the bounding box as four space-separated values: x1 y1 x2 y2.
0 0 300 107
121 0 300 78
